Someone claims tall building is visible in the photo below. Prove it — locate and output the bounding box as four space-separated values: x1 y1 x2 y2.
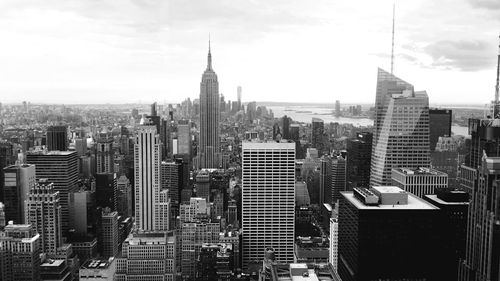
425 188 469 281
196 243 234 281
459 118 500 281
242 142 295 268
346 132 372 189
319 157 332 205
1 164 35 224
199 41 221 169
96 173 117 211
195 170 210 202
177 120 191 156
0 223 41 281
115 232 176 280
429 108 452 151
26 150 78 233
370 68 430 186
237 86 242 111
282 115 290 139
391 167 448 198
331 155 346 203
25 179 62 255
329 217 338 272
47 125 68 151
116 175 132 218
96 129 114 174
100 208 118 258
338 186 444 280
134 125 167 231
161 160 181 224
335 100 341 118
311 118 324 153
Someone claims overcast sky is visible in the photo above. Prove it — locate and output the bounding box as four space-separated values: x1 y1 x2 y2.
0 0 499 105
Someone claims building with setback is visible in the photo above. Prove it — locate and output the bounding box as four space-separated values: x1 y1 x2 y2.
1 164 35 224
198 41 221 169
338 186 444 281
242 142 295 268
26 150 78 233
391 167 448 198
370 68 430 186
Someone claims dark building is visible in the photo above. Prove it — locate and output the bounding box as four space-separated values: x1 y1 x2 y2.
338 186 444 281
46 125 68 151
459 117 500 281
331 154 346 203
272 123 281 140
319 156 332 205
26 150 79 234
346 132 372 189
282 115 290 140
429 109 452 151
311 118 324 154
95 173 117 211
197 243 234 281
424 188 468 281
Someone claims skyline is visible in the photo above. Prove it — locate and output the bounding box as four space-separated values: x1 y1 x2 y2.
1 0 499 104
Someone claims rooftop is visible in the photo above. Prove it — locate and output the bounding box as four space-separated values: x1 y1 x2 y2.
424 194 469 206
82 258 114 270
342 191 438 210
41 259 65 267
394 167 447 176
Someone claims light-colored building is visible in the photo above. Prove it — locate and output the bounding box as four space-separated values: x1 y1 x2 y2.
242 141 295 268
181 220 220 279
115 232 176 281
96 129 114 174
25 179 62 255
134 124 168 231
198 42 221 169
179 197 210 223
79 258 116 281
370 69 430 186
391 167 448 198
177 120 191 156
329 217 338 272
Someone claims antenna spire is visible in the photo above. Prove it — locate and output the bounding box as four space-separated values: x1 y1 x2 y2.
207 34 212 70
494 35 500 117
391 2 395 75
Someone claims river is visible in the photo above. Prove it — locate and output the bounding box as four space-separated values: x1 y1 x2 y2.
267 106 469 137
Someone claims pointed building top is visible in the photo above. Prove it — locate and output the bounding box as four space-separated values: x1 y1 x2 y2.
207 35 212 71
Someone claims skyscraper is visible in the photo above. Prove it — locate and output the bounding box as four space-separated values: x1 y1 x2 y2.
96 128 114 174
282 115 290 139
199 41 220 169
331 155 346 203
346 132 372 189
26 150 78 233
116 175 132 218
46 125 68 151
1 164 35 224
100 208 118 258
429 109 452 151
242 142 295 268
134 124 167 231
237 86 242 111
24 179 62 255
370 68 430 186
311 118 324 154
177 119 191 156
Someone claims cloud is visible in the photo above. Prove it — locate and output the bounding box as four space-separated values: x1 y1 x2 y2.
423 40 496 71
468 0 500 10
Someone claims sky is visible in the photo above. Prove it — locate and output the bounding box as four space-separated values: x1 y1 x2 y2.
0 0 499 105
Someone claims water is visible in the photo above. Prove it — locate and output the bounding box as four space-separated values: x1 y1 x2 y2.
268 105 469 136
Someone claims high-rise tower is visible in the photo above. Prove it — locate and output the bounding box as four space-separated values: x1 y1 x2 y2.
198 40 221 169
134 123 168 231
370 69 430 186
241 142 295 268
96 128 114 174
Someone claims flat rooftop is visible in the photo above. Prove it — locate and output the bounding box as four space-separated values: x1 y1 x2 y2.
82 259 113 270
394 167 447 176
424 194 469 206
41 259 65 267
342 191 438 210
242 141 295 149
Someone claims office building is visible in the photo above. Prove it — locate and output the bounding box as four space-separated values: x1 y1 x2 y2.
459 118 500 281
27 150 78 233
134 124 168 231
195 170 210 202
370 68 430 186
39 259 72 281
197 243 234 281
311 118 324 153
0 223 41 281
432 136 460 187
116 232 176 280
79 258 116 281
335 100 341 117
95 173 117 211
47 125 68 151
1 164 35 224
179 197 210 223
346 132 372 189
319 156 332 205
429 109 452 151
329 217 338 272
282 115 290 139
198 41 221 169
25 179 62 255
177 120 191 156
181 220 220 279
101 208 118 258
96 129 114 174
391 167 448 198
425 188 469 281
331 155 346 203
116 175 132 218
242 142 295 268
338 186 443 280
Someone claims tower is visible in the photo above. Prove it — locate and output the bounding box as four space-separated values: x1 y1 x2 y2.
96 128 114 174
241 142 295 268
24 179 62 255
46 125 68 151
199 40 221 169
134 124 166 231
1 164 35 224
237 86 242 111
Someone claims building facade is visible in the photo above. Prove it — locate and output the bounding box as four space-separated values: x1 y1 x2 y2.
391 167 448 198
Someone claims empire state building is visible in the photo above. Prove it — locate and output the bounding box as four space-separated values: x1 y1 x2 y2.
198 41 220 169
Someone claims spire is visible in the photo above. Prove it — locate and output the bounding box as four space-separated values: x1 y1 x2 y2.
494 35 500 118
391 2 395 75
207 34 212 70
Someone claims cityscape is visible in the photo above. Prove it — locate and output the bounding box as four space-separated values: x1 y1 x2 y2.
1 1 500 281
